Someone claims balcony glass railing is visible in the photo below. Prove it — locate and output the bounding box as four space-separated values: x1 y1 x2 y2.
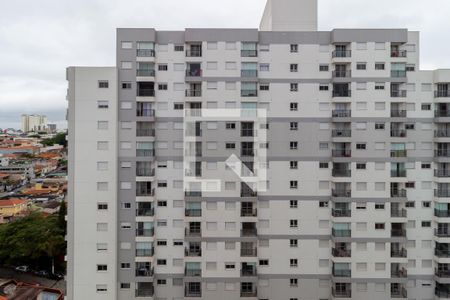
391 50 407 58
435 228 450 237
185 89 202 97
332 189 351 198
332 229 351 237
137 49 155 57
332 70 352 78
390 150 407 158
390 90 407 98
241 50 258 57
332 110 351 118
137 69 155 77
241 89 258 97
332 269 351 277
391 209 407 218
137 89 155 97
391 189 407 198
332 130 351 137
435 249 450 257
435 110 450 117
435 90 450 98
241 228 258 237
332 90 352 97
332 50 351 58
391 229 406 237
185 209 202 217
332 288 351 298
390 110 407 117
332 209 351 217
241 70 258 77
332 169 351 177
332 248 351 257
390 130 407 137
435 130 450 138
332 150 351 157
435 209 450 218
436 268 450 278
390 248 407 258
435 189 450 197
186 49 202 57
391 70 407 78
436 150 450 157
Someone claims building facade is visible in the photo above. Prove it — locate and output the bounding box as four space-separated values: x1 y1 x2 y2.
21 114 48 132
67 0 450 299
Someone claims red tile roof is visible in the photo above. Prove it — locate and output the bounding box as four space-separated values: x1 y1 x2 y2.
0 199 27 207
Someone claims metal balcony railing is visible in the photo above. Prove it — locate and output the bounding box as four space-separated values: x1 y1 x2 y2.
332 150 351 157
332 189 351 198
435 189 450 197
240 289 257 297
332 70 352 78
137 89 155 97
241 268 257 277
332 110 351 118
241 50 258 57
391 170 406 177
435 209 450 218
185 209 202 217
332 169 351 177
435 288 450 298
390 248 407 258
391 189 407 198
136 168 155 177
136 228 155 237
332 209 351 217
391 268 407 278
332 269 351 277
332 229 351 237
137 69 155 77
436 150 450 157
332 248 351 257
435 249 450 257
185 191 202 197
184 268 202 277
390 150 407 158
135 267 154 277
435 110 450 117
186 69 202 77
391 50 407 58
332 90 352 97
391 209 407 218
435 268 450 278
332 50 351 58
241 209 258 217
241 248 257 257
435 228 450 237
391 70 407 78
332 130 351 137
135 287 154 297
390 287 407 298
185 248 202 257
186 49 202 57
241 228 258 237
435 90 450 98
136 49 155 57
136 149 156 157
391 90 407 98
136 208 154 217
185 228 202 237
435 130 450 138
185 89 202 97
391 110 407 117
332 288 352 298
390 130 407 137
241 70 258 77
391 229 406 237
136 128 155 137
241 89 258 97
136 108 155 117
135 248 154 257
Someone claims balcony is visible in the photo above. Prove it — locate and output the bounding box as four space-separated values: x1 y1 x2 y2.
436 131 450 138
185 191 202 197
332 189 351 198
136 207 154 217
390 150 407 158
390 130 407 138
332 70 352 78
185 228 202 237
241 267 257 277
436 189 450 197
136 187 155 197
332 90 351 97
332 50 351 58
185 247 202 257
136 128 155 137
436 110 450 117
241 89 258 97
186 69 202 77
332 130 351 137
332 229 351 237
391 209 407 218
135 266 154 277
391 268 407 278
136 168 155 177
391 287 407 298
241 70 258 77
185 209 202 217
332 248 351 258
391 170 406 178
241 247 257 257
332 169 351 177
436 249 450 257
332 110 351 118
136 149 155 157
185 268 202 277
391 229 406 237
136 49 155 57
391 90 407 98
241 190 257 197
185 89 202 97
137 89 155 97
436 150 450 157
186 49 202 57
136 108 155 117
436 170 450 177
391 50 407 58
332 150 351 157
436 269 450 278
241 50 258 57
435 209 450 218
135 248 154 257
391 110 407 118
240 290 257 297
332 269 351 277
436 229 450 238
391 70 407 78
391 189 407 198
137 69 155 77
435 288 450 298
136 228 154 237
436 90 450 98
135 287 154 298
241 228 258 237
391 248 407 258
332 288 351 298
241 208 257 217
332 209 351 217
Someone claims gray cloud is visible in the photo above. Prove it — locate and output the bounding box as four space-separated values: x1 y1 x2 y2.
1 0 449 129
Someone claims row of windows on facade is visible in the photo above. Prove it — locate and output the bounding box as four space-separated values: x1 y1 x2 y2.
121 60 415 72
120 40 415 53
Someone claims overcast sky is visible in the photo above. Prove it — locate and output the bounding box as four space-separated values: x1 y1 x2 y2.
1 0 449 129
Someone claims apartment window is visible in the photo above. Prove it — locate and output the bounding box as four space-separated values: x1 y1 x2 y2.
157 240 167 246
226 122 236 129
421 163 431 169
157 259 167 265
260 83 270 91
121 82 131 89
96 285 107 293
290 220 298 228
290 200 298 208
97 100 109 109
356 163 366 170
319 84 329 91
356 62 366 70
120 283 130 289
290 181 298 189
97 203 108 210
356 143 366 150
225 263 235 270
290 64 298 72
290 83 298 91
98 80 109 88
406 64 415 72
375 123 385 130
319 201 329 208
422 201 431 208
122 203 131 209
405 123 415 130
356 203 366 210
158 64 168 71
174 103 184 110
290 102 298 111
290 122 298 130
225 143 235 149
290 259 298 267
405 182 415 188
97 121 108 130
290 161 298 169
97 243 107 251
174 45 184 51
290 141 298 150
375 63 385 70
319 64 329 71
375 204 385 210
290 239 298 248
375 82 385 90
121 263 131 269
375 223 385 230
319 142 328 150
421 221 431 228
405 201 415 208
97 265 108 272
259 260 269 266
158 83 168 90
260 63 270 71
319 162 328 169
290 44 298 53
421 104 431 111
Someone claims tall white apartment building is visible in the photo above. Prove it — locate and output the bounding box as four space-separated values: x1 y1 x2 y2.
67 0 450 299
21 114 48 132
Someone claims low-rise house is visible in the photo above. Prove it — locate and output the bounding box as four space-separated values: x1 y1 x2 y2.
0 198 28 222
0 280 64 300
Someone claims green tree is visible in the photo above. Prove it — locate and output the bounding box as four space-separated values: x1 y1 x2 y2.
58 200 67 235
41 132 67 148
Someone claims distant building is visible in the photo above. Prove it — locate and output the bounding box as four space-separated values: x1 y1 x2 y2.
0 198 28 222
47 123 57 133
0 280 64 300
21 114 48 132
